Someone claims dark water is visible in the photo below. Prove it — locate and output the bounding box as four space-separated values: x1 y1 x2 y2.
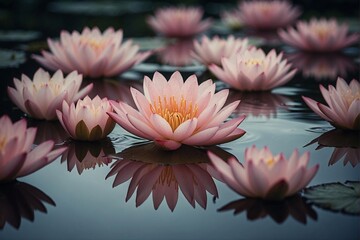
0 1 359 239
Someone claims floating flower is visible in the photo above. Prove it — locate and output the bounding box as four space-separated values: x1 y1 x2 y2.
7 68 92 120
209 145 319 200
279 18 360 52
0 115 67 182
239 0 301 30
0 181 55 229
192 35 249 66
209 47 296 91
147 6 212 38
108 71 246 150
56 96 115 141
106 143 223 211
32 27 151 78
302 78 360 130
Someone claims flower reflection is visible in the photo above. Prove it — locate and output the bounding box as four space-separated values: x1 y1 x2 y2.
218 194 317 224
0 180 55 229
279 18 360 52
106 143 235 211
238 0 301 30
84 78 143 108
225 90 290 118
156 39 195 66
305 129 360 167
147 6 212 38
302 78 360 130
33 27 151 78
27 120 68 145
285 52 357 81
60 138 114 175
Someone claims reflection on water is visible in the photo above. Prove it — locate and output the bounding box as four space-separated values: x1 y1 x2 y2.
156 39 196 67
226 90 290 118
27 120 68 146
305 129 360 167
60 138 115 174
218 195 317 224
106 143 235 211
285 52 357 81
0 181 55 230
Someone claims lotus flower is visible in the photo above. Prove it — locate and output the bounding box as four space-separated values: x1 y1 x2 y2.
108 71 246 150
7 68 92 120
147 6 212 38
0 181 55 229
285 52 357 81
32 27 152 78
56 96 115 141
0 115 67 182
239 0 301 30
302 78 360 130
209 145 319 200
219 194 317 224
279 18 360 52
60 139 114 174
192 35 249 66
209 47 297 91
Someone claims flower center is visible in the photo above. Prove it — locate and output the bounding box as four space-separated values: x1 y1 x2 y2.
244 58 264 66
266 158 275 168
80 37 106 52
342 89 360 106
314 26 330 40
150 96 198 131
0 136 6 151
157 166 177 188
33 82 62 95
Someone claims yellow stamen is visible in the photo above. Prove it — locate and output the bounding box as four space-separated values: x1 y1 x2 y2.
33 82 62 95
266 158 275 167
0 136 6 150
244 58 264 66
80 37 106 52
150 96 198 131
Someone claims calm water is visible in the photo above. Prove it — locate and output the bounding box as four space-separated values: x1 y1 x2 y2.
0 1 359 239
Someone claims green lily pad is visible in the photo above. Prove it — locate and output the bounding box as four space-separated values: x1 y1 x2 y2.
303 181 360 215
0 49 26 68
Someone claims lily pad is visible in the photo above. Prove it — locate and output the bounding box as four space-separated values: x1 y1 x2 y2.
0 30 41 42
303 181 360 215
0 49 26 68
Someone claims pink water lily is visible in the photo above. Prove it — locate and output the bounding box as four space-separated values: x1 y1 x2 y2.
209 47 296 91
239 0 301 30
7 68 92 120
107 159 218 211
32 27 151 78
302 78 360 130
209 145 319 200
57 96 115 141
0 115 67 182
108 71 246 150
279 18 360 52
192 35 249 66
147 6 212 38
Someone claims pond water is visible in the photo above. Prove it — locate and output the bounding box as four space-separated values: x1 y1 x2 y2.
0 1 359 239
